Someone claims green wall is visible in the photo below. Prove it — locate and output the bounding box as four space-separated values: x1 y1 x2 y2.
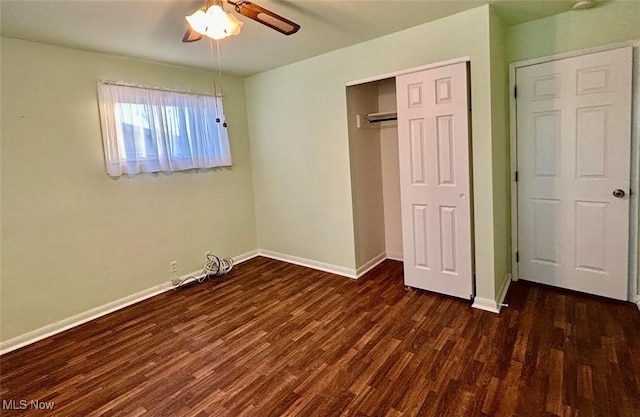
0 38 258 341
506 0 640 63
245 5 505 302
490 8 511 297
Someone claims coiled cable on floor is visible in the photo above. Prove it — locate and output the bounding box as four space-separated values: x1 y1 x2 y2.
203 253 234 277
173 253 234 288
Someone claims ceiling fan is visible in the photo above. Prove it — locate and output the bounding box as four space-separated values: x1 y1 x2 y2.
182 0 300 42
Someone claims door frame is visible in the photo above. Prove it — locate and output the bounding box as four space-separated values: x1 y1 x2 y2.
345 56 471 87
509 40 640 303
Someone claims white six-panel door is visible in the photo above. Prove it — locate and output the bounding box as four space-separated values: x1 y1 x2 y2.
396 62 473 299
516 47 632 300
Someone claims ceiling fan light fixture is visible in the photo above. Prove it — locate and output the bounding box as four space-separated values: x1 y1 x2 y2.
181 0 299 43
226 12 244 36
185 10 209 35
204 7 229 39
185 4 243 40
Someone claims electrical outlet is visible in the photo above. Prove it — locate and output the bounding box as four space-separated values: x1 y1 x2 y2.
170 261 178 274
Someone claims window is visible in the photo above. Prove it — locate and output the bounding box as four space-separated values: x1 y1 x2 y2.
97 82 231 177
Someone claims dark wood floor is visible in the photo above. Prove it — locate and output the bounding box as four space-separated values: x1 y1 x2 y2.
1 258 639 417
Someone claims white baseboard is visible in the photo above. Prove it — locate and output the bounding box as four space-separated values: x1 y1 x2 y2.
356 252 387 277
471 297 501 313
233 250 260 264
0 249 260 356
497 272 512 308
258 249 357 279
0 280 174 356
471 272 512 314
0 248 396 355
385 251 403 262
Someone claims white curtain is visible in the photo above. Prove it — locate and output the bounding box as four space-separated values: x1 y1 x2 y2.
97 82 232 176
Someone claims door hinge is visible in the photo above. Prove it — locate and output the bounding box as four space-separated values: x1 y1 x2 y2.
514 85 518 99
515 171 519 182
516 251 520 263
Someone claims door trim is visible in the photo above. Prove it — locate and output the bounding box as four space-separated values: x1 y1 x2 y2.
509 40 640 302
345 56 470 87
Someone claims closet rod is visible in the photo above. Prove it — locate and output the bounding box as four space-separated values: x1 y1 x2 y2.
367 116 397 123
366 111 397 123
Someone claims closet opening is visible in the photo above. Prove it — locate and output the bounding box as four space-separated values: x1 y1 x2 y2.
346 77 402 275
346 60 475 300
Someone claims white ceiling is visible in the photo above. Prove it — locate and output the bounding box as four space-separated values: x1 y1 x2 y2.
1 0 576 76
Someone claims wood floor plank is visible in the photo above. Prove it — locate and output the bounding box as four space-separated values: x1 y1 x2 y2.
1 257 639 416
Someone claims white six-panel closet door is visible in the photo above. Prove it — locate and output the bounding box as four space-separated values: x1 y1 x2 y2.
396 62 473 299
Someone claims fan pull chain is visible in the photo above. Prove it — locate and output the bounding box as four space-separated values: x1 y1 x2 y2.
215 39 227 128
207 38 222 123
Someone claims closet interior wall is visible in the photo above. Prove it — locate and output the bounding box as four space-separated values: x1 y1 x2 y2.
378 79 402 261
347 78 402 271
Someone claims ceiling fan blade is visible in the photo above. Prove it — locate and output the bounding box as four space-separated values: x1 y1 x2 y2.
232 1 300 35
182 27 203 43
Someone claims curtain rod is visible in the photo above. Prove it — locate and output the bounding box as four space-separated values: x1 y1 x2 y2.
99 80 223 97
